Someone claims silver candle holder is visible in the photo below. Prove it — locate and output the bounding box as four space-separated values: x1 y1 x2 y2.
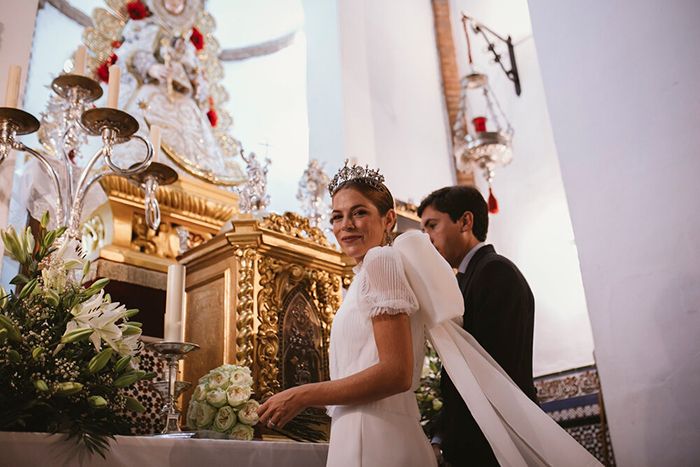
148 341 199 436
0 73 153 239
129 162 178 231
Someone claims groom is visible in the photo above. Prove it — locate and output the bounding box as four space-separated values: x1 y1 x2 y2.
418 186 538 466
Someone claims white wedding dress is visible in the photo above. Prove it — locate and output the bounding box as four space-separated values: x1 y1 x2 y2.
327 231 602 467
326 244 436 467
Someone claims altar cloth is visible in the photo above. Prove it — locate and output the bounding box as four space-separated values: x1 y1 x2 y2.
0 431 329 467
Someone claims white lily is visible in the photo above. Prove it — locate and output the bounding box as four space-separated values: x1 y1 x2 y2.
86 302 127 352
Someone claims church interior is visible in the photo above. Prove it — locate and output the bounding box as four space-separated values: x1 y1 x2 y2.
0 0 698 466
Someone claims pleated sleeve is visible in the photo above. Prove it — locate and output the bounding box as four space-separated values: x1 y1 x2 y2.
358 246 419 318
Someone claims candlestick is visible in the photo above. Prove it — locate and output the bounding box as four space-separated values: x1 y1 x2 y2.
106 65 120 109
164 264 185 341
150 125 161 163
73 46 87 76
4 65 21 108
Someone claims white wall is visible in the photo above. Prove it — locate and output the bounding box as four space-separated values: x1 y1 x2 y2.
449 0 595 375
0 0 39 270
304 0 455 202
528 0 700 465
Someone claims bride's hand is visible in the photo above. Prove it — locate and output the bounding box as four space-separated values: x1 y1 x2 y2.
257 385 308 429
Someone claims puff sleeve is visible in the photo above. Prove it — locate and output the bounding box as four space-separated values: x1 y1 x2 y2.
359 246 420 318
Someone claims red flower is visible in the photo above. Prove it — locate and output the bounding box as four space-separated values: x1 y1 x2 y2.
207 108 218 127
126 0 150 20
111 40 123 49
96 53 118 83
190 27 204 51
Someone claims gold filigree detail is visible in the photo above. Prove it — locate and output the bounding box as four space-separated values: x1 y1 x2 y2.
255 255 340 399
131 213 183 259
235 248 256 368
260 212 332 248
100 175 236 227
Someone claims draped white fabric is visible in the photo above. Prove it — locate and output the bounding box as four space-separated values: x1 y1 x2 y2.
0 432 328 467
394 231 602 467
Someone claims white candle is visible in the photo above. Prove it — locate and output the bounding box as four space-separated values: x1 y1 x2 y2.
150 125 161 163
106 64 120 109
3 65 21 108
74 45 87 76
164 264 185 341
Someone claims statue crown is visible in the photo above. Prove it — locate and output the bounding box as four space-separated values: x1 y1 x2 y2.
328 159 386 196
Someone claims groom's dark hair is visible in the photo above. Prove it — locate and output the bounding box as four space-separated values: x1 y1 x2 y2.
417 186 489 241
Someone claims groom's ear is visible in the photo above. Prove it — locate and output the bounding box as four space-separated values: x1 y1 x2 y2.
458 211 473 233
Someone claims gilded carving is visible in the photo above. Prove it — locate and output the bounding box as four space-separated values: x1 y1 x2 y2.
100 175 237 226
256 254 341 399
260 212 332 248
235 247 256 368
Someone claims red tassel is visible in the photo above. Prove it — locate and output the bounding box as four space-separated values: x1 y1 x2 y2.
488 186 499 214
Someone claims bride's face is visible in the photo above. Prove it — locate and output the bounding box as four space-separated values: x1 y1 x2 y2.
331 187 395 263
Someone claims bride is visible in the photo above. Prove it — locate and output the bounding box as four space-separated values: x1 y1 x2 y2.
257 161 601 467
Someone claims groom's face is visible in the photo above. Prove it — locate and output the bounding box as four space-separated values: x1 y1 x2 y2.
420 205 468 268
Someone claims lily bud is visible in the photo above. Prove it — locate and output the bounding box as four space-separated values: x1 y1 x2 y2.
60 328 93 344
88 395 108 409
56 382 84 396
124 396 145 413
34 379 49 392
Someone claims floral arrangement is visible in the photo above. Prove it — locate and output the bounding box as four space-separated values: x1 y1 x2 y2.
0 215 152 456
186 364 259 440
415 341 443 436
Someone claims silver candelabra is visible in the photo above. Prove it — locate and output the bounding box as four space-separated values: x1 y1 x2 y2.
0 73 154 238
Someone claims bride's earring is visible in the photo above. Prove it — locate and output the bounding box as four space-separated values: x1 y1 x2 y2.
383 230 393 246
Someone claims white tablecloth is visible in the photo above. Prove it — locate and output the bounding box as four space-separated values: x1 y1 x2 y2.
0 432 329 467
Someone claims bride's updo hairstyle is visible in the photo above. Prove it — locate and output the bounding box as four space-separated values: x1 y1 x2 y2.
329 160 395 226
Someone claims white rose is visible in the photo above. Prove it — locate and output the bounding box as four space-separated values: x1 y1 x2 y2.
193 384 207 402
196 402 217 429
237 400 260 426
229 367 253 387
187 401 202 428
226 384 252 407
208 370 230 389
213 406 237 433
229 423 254 441
206 388 228 408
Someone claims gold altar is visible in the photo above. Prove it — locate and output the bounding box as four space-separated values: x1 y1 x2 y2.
178 212 353 432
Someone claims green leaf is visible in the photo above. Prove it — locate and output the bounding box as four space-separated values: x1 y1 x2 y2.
9 274 29 286
40 211 50 229
7 349 21 364
17 278 38 299
0 314 22 342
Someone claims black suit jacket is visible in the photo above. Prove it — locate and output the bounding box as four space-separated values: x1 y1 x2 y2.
434 245 537 466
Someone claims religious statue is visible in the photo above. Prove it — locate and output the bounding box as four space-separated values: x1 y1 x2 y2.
237 151 271 215
85 0 245 185
296 159 331 228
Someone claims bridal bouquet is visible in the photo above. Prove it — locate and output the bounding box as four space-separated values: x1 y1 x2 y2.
0 215 153 456
186 364 259 440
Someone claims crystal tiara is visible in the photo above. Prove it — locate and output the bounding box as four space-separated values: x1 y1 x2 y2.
328 159 387 196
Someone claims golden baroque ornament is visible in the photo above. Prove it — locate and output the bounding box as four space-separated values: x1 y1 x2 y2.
260 212 332 248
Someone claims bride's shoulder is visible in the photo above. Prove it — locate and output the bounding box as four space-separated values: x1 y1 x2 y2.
361 244 404 271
